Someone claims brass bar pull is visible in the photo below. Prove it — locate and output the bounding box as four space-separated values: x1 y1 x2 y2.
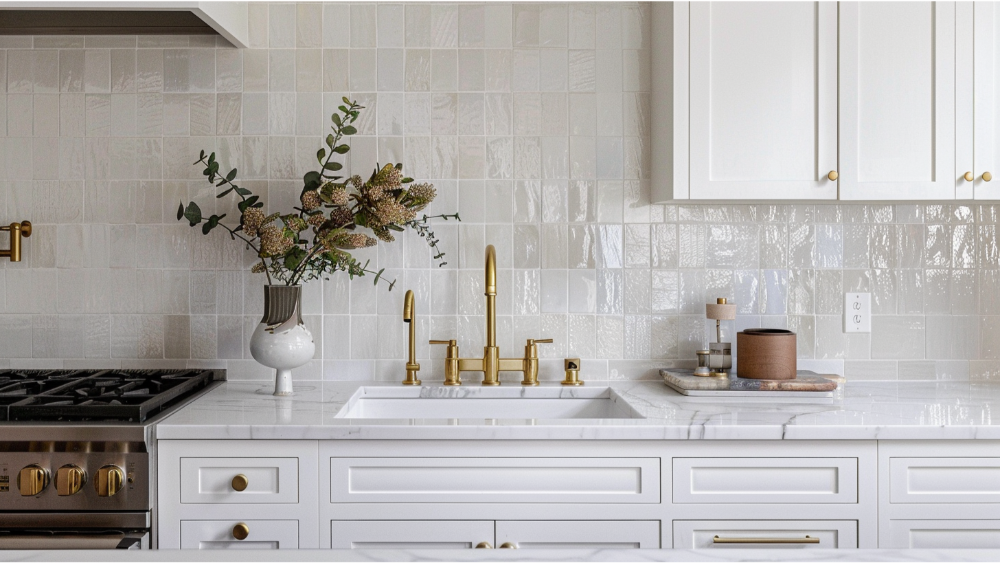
713 535 819 544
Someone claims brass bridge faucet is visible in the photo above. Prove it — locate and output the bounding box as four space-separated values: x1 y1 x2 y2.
0 221 31 262
430 245 552 386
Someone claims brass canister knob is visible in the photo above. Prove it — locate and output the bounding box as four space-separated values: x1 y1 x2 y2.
985 171 994 182
232 474 249 492
95 465 124 497
232 523 250 540
965 171 975 182
18 465 49 496
827 170 838 181
56 465 86 496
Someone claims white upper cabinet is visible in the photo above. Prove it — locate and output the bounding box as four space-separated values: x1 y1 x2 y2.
688 2 838 200
838 2 957 200
975 1 1000 199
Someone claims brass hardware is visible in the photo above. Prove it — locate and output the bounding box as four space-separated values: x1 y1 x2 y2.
402 290 421 386
18 465 48 496
827 170 838 181
231 474 248 492
232 523 250 540
713 535 819 544
985 171 994 182
500 542 518 549
475 542 493 549
965 171 975 182
562 358 583 386
430 339 461 385
0 221 32 262
433 245 558 386
56 465 86 496
95 465 124 497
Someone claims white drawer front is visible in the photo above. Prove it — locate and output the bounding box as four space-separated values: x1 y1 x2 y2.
496 520 660 549
180 458 298 504
331 521 494 549
888 520 1000 549
673 520 856 549
330 457 659 503
180 520 298 549
890 458 1000 503
673 458 858 504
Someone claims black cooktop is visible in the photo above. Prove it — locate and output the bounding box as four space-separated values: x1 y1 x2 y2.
0 369 221 423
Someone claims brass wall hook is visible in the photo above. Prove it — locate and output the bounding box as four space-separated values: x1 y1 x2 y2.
0 221 31 262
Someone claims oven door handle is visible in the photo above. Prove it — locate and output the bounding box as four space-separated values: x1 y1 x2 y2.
0 532 145 550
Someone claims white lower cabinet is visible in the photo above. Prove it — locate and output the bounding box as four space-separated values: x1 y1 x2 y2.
888 520 1000 549
330 521 494 549
180 520 298 550
495 520 660 549
673 520 857 549
330 520 660 549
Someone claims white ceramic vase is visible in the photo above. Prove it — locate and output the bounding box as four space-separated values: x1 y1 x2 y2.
249 285 315 396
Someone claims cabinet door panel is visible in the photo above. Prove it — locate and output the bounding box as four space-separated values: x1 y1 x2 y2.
180 457 298 504
180 520 298 550
890 457 1000 503
975 2 1000 199
495 521 660 549
330 521 494 549
673 520 856 549
840 2 957 200
673 457 858 504
888 520 1000 548
689 1 837 200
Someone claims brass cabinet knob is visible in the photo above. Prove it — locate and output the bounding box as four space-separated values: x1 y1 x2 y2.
232 523 250 540
827 170 838 181
965 171 975 182
475 542 493 549
500 542 518 549
95 465 124 497
231 474 249 492
56 465 86 496
18 465 49 496
985 171 994 182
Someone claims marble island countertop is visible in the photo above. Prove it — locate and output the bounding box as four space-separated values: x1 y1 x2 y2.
155 378 1000 440
7 549 1000 562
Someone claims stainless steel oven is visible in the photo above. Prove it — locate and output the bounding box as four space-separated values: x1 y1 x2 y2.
0 369 224 550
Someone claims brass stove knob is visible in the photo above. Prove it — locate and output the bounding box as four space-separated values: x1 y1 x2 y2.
56 465 87 496
95 465 124 497
18 465 49 496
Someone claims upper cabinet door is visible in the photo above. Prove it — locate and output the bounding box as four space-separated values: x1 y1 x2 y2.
975 1 1000 199
840 2 957 200
688 2 838 200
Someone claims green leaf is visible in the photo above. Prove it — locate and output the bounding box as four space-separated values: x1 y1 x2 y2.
176 202 185 221
207 152 215 165
342 96 351 105
401 177 414 183
333 144 350 154
226 168 237 182
326 134 335 148
342 125 357 135
303 171 322 190
283 246 307 270
183 202 202 226
332 113 342 126
199 149 206 160
234 187 252 196
323 161 343 171
316 148 326 164
216 187 234 198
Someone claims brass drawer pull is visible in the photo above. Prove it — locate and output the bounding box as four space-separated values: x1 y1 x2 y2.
475 541 493 549
714 535 819 544
499 542 518 549
232 523 249 540
231 474 248 492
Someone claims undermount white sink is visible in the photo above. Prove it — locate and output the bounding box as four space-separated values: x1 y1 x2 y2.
334 386 641 420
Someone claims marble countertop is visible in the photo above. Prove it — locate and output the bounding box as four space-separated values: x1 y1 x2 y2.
7 549 1000 562
155 379 1000 440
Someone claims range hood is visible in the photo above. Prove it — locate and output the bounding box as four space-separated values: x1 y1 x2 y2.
0 2 247 48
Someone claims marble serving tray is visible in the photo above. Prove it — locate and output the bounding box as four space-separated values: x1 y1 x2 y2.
661 369 837 404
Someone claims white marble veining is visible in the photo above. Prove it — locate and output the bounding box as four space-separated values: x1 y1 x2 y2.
6 549 1000 562
156 378 1000 440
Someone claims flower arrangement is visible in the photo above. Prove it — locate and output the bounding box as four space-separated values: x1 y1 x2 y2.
177 98 459 289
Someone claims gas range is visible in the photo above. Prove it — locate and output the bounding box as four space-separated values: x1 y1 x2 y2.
0 368 224 550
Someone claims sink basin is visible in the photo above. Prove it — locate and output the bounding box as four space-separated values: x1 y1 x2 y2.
334 387 641 420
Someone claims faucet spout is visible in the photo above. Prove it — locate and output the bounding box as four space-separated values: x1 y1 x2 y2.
485 245 496 348
402 289 421 385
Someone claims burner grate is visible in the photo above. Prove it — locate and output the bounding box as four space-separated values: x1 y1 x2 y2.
0 369 220 422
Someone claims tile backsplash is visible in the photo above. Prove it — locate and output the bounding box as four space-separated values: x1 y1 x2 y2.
0 3 997 383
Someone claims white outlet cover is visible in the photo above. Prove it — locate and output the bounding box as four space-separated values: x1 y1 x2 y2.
844 293 871 333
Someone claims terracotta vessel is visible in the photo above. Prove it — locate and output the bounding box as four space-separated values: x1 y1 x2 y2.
736 329 796 380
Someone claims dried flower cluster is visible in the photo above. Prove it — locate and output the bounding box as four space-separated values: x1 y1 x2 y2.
177 98 460 289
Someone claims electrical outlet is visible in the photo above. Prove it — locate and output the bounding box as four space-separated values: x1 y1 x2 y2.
844 293 871 333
